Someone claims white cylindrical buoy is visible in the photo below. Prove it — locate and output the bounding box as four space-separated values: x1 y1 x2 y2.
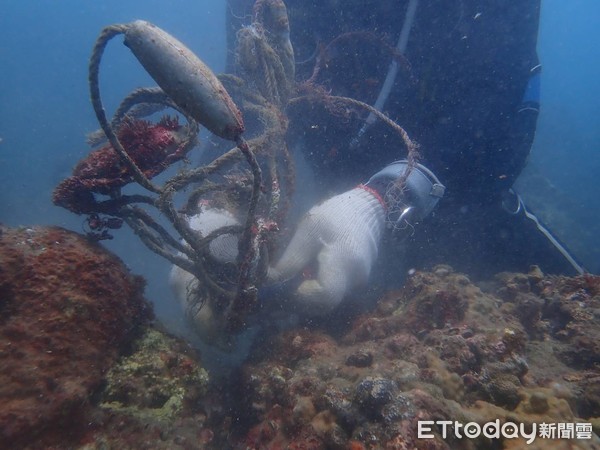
123 20 244 141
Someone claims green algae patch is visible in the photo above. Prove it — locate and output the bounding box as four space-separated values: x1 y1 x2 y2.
100 326 209 424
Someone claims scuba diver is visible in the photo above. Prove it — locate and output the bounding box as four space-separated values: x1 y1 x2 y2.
225 0 583 275
172 0 585 342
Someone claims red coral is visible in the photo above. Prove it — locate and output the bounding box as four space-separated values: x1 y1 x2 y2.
0 226 152 448
53 117 190 214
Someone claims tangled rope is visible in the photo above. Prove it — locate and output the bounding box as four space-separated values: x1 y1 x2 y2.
55 0 420 335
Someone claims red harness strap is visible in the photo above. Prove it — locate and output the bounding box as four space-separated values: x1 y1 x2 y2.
357 184 387 211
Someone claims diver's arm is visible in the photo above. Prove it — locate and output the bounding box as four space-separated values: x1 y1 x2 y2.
268 161 444 315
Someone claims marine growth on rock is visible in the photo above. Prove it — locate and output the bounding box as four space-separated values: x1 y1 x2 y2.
0 225 152 449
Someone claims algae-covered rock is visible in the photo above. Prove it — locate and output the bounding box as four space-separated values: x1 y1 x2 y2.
0 225 151 449
100 326 209 423
80 326 216 449
229 267 600 449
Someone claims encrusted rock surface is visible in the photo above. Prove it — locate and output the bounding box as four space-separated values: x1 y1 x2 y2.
229 266 600 449
80 326 215 449
100 327 209 422
3 225 600 449
0 225 151 449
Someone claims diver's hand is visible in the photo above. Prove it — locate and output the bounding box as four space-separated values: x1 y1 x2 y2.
169 206 240 349
268 186 386 315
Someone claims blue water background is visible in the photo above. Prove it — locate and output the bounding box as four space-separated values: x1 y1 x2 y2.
1 0 598 334
0 0 226 333
518 0 600 273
